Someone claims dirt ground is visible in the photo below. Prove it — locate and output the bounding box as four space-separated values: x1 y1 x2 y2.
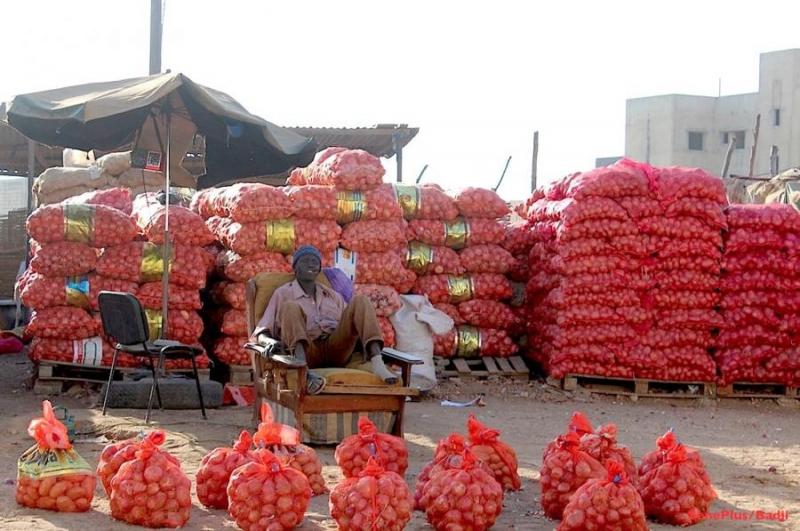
0 352 798 530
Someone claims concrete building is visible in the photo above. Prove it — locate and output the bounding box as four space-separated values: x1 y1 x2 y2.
625 49 800 177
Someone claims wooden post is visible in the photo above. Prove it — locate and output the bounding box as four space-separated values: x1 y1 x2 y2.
415 164 428 184
748 114 760 177
721 138 736 179
531 131 539 192
494 156 512 192
393 133 403 183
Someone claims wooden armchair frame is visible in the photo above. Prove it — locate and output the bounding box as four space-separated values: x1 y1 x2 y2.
244 276 421 438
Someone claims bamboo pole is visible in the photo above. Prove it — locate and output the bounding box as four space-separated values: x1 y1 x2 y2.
721 138 736 179
531 131 539 192
748 114 760 177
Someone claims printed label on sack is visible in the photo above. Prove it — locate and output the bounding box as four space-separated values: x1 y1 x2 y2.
63 204 94 245
444 217 469 249
336 191 367 224
334 248 357 282
72 336 103 367
405 241 434 274
455 325 481 358
447 275 474 303
64 275 91 308
17 445 92 480
140 243 173 282
145 309 163 340
265 219 296 254
394 185 421 219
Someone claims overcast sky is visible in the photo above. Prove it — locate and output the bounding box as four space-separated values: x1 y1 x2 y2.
3 0 799 199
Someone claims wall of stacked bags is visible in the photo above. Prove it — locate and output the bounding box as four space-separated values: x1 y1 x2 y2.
517 158 800 385
195 148 528 368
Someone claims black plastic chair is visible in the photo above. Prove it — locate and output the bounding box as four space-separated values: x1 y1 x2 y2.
98 291 206 422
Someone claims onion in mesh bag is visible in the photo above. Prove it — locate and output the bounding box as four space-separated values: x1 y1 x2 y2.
96 242 212 290
285 185 338 219
27 306 99 339
131 194 214 246
408 218 505 249
454 187 509 218
459 244 516 274
466 414 521 491
63 187 133 214
335 416 408 478
341 220 408 253
218 183 296 222
413 274 513 303
196 430 256 509
354 284 401 317
304 148 385 190
30 242 98 277
221 218 341 256
579 423 638 486
540 432 606 519
216 250 292 281
212 336 249 366
27 204 137 247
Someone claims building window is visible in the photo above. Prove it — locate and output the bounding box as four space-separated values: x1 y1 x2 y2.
721 131 745 149
774 109 781 126
688 131 704 151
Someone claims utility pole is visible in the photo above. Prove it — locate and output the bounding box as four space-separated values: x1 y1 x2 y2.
149 0 163 75
530 131 539 192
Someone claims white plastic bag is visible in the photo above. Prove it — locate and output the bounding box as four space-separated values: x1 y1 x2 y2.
390 294 453 391
62 148 95 168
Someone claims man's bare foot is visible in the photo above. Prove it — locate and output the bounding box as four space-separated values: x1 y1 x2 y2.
371 355 399 384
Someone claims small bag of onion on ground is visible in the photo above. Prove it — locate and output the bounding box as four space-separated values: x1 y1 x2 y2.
540 432 606 520
196 430 256 509
542 411 595 463
466 414 521 491
579 422 638 486
329 457 413 531
335 416 409 478
226 448 311 531
558 461 648 531
414 433 471 510
254 404 327 495
419 446 504 531
638 435 717 526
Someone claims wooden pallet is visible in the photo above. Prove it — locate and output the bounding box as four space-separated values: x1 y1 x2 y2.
34 360 210 394
549 374 715 400
717 382 798 399
435 356 529 381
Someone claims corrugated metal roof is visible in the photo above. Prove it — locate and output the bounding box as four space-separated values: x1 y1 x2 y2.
286 124 418 158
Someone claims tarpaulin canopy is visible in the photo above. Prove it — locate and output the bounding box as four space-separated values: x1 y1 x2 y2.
5 72 317 188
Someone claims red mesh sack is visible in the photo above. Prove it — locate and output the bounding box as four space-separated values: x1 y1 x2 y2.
30 242 98 277
638 443 717 525
16 400 95 513
142 309 204 345
558 461 647 531
213 336 249 365
97 432 181 496
162 351 210 370
330 458 412 531
378 317 396 348
458 300 520 331
335 416 409 478
433 303 464 324
579 423 638 486
96 242 211 289
190 188 226 218
393 184 459 220
335 183 404 223
209 281 247 310
433 326 517 358
542 412 595 464
222 218 341 256
455 187 509 218
563 162 650 200
219 183 296 222
64 187 133 214
285 185 338 220
653 165 727 204
413 273 512 303
227 448 312 530
219 308 248 337
420 448 504 531
341 220 408 253
466 414 521 491
352 251 416 292
254 404 327 496
304 148 385 190
27 204 137 247
404 242 464 275
540 432 606 519
459 244 516 274
414 434 471 510
726 203 800 231
27 306 99 339
138 282 201 311
354 284 401 317
109 430 191 528
638 430 680 479
28 337 140 368
20 273 137 311
196 430 256 509
217 250 292 282
502 220 534 255
131 195 215 246
407 218 505 249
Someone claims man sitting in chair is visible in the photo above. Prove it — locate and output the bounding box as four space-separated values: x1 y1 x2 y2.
253 245 398 394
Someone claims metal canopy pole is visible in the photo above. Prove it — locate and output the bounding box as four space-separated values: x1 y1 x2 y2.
149 0 163 75
160 112 171 338
393 133 403 182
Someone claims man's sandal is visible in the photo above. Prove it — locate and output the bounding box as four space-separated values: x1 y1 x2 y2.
306 372 326 395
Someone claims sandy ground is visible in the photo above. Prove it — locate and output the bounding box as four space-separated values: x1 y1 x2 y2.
0 351 798 530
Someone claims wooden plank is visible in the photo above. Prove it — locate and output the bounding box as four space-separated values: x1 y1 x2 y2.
563 375 578 392
453 359 471 374
495 358 513 373
321 384 418 397
33 380 63 395
717 382 794 399
302 394 403 413
509 356 528 373
483 357 500 374
560 374 713 399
